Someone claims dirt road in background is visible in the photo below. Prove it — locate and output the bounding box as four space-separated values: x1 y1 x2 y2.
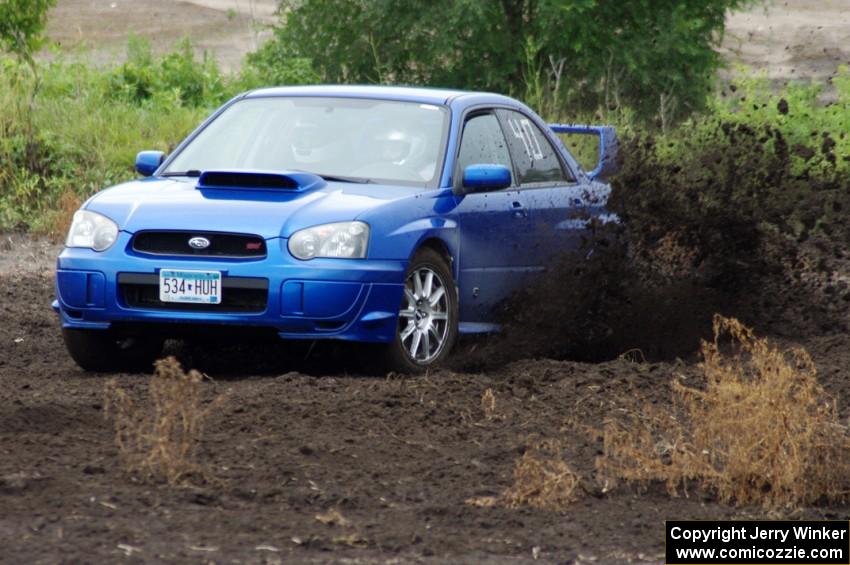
723 0 850 84
45 0 277 71
44 0 850 80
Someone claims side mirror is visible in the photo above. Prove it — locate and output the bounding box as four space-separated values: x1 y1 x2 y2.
135 151 166 177
461 164 512 193
548 124 619 181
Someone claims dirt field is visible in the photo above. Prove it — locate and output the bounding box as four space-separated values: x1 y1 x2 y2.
2 232 850 564
723 0 850 84
6 1 849 563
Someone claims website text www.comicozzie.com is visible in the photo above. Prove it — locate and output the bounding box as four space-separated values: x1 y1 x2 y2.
673 546 843 562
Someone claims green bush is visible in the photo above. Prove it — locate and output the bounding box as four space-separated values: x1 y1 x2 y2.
108 36 228 108
0 39 233 232
242 39 319 88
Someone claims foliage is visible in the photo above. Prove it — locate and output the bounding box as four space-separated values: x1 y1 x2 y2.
258 0 756 124
0 39 246 232
0 0 55 66
0 0 56 127
596 316 850 510
243 37 320 88
108 36 228 108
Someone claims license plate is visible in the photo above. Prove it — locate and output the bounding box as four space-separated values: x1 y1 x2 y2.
159 269 221 304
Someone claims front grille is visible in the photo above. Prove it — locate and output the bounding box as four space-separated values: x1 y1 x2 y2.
118 273 268 313
132 231 267 258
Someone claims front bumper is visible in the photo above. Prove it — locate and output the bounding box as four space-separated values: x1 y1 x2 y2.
54 233 406 343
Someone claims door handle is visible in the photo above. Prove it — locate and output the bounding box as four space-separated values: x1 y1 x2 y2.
512 201 526 218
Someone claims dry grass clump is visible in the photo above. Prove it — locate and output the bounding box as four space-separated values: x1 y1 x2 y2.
46 189 81 241
480 388 498 420
315 509 351 527
104 356 226 484
467 438 579 511
597 315 850 509
314 509 370 547
503 439 579 510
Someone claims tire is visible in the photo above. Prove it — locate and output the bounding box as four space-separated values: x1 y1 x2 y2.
382 247 459 373
62 327 163 373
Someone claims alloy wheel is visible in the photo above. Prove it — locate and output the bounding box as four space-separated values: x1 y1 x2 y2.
398 266 450 363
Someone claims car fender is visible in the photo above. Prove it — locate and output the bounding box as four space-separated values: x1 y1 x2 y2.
356 192 458 270
405 221 460 276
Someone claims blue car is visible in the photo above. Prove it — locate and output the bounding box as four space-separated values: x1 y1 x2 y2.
54 85 617 372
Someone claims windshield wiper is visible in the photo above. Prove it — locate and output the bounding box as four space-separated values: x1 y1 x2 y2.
286 169 370 184
160 170 202 178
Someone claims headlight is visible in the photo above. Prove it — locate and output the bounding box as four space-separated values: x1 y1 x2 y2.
288 221 369 260
66 210 119 252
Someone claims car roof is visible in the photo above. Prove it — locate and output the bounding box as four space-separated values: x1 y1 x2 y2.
244 84 516 107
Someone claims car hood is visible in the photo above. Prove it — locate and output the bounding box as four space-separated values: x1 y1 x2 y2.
85 176 422 239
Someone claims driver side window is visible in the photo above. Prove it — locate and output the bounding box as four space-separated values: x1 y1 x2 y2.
456 113 513 186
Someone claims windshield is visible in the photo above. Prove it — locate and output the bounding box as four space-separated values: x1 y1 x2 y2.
164 96 450 186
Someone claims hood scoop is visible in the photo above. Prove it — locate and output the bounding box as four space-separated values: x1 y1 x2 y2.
197 170 326 192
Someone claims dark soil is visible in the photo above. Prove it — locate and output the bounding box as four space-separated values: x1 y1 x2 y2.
3 236 850 564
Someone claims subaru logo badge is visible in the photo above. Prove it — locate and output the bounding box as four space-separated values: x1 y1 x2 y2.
188 236 211 250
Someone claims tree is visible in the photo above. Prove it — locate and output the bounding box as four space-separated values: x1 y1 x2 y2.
258 0 758 124
532 0 759 125
0 0 56 105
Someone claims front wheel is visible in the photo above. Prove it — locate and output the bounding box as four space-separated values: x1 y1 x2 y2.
382 248 458 373
62 328 163 373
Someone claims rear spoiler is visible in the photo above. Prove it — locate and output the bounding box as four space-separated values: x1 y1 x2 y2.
549 124 618 180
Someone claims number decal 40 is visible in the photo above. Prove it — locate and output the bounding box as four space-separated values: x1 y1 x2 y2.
507 117 544 161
